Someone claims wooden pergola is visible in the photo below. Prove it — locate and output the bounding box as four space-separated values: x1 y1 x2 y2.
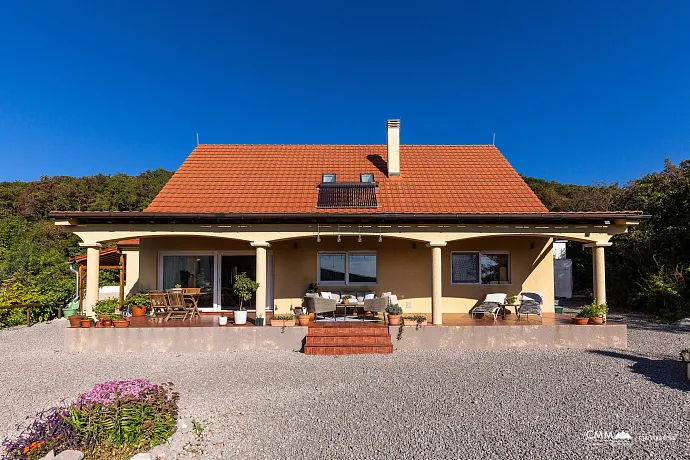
68 246 125 311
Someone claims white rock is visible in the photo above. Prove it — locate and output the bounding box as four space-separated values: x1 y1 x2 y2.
54 451 84 460
129 454 152 460
149 445 168 459
39 450 55 460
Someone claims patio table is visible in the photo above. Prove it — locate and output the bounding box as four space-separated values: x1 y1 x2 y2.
501 303 519 320
183 292 205 319
336 301 361 319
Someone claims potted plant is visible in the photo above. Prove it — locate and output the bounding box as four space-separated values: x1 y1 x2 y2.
271 314 296 327
125 293 152 317
680 348 690 382
93 298 118 321
80 316 93 328
305 282 318 295
342 295 352 305
68 314 83 328
572 304 594 325
386 303 402 326
255 313 265 326
111 314 129 328
298 307 310 326
402 314 427 329
101 313 113 328
233 272 259 325
218 312 228 326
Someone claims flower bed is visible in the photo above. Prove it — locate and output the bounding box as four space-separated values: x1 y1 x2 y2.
2 379 179 459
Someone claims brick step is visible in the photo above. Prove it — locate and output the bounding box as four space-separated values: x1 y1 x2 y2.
304 344 393 355
307 326 390 337
306 335 392 346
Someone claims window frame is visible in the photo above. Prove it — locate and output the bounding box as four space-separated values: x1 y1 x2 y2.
322 173 337 183
360 173 374 183
450 250 511 285
317 250 378 286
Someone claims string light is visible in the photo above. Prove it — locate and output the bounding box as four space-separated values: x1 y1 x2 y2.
316 223 321 243
357 225 362 243
337 224 341 243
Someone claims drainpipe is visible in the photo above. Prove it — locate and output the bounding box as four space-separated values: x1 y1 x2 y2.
67 262 79 301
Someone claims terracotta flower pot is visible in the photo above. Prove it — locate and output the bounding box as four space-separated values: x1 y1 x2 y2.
80 319 92 328
131 305 148 317
102 319 113 327
342 298 350 305
298 315 310 326
588 317 604 325
571 317 589 325
112 320 129 328
68 315 83 328
388 315 401 326
271 319 296 327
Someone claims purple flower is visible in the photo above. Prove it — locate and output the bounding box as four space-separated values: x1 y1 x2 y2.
73 379 166 408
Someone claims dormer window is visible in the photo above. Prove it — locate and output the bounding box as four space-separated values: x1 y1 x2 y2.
360 173 374 183
322 173 336 183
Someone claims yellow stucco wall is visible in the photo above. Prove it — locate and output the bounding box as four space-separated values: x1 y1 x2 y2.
136 235 554 315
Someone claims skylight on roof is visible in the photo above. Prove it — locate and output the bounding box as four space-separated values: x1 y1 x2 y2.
360 173 374 183
322 173 336 183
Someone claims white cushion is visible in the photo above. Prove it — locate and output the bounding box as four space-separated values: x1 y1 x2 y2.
389 294 398 306
320 291 332 299
382 292 392 297
364 293 375 300
484 293 507 304
520 292 543 303
330 294 340 302
357 296 364 302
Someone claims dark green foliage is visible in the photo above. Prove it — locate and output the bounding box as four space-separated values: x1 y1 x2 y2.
527 159 690 321
0 170 173 328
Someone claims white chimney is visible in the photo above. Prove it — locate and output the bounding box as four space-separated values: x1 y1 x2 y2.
386 119 400 177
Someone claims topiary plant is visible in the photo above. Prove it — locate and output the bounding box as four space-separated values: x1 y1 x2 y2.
124 293 152 308
234 272 259 311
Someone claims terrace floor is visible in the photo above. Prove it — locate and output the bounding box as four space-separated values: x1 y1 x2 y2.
127 312 598 328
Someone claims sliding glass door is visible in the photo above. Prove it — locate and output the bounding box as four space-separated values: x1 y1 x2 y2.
160 254 214 309
159 251 271 311
219 255 256 310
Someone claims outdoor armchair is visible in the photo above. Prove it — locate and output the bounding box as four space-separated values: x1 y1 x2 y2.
516 292 543 323
146 291 169 318
471 293 508 321
364 297 389 323
306 296 337 321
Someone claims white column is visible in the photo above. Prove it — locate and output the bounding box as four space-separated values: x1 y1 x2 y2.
591 247 597 301
427 242 447 325
80 243 102 318
586 242 611 305
595 245 608 305
122 249 140 296
251 242 270 326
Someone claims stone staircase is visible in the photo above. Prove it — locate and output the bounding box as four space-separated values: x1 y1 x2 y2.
304 323 393 355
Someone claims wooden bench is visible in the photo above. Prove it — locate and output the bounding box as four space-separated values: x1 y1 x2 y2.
0 303 42 327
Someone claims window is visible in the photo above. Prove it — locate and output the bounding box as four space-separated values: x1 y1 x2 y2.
161 255 215 308
451 251 510 284
318 252 377 284
322 173 336 183
360 173 374 183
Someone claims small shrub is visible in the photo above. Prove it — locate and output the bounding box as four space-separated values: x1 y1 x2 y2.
93 298 118 317
386 304 402 315
272 314 295 320
124 293 151 308
233 273 259 311
1 407 80 459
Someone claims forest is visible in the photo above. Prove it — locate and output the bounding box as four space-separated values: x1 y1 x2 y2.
0 160 688 325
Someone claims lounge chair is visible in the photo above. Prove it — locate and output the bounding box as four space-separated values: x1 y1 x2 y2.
364 297 389 323
516 292 543 323
306 296 337 321
471 293 508 321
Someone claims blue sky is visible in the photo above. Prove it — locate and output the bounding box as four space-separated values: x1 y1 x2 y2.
1 1 689 184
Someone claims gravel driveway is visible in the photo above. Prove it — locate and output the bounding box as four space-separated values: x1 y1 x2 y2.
1 314 688 460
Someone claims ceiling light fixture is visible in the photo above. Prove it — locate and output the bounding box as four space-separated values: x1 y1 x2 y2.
316 223 321 243
337 224 341 243
357 226 362 243
378 226 383 243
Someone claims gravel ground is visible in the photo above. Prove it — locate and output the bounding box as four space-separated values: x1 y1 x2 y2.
1 315 688 460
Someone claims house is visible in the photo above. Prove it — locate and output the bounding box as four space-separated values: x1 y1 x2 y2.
52 120 645 324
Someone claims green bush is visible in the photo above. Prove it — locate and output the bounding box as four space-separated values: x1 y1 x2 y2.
124 292 152 308
386 303 402 315
93 298 118 317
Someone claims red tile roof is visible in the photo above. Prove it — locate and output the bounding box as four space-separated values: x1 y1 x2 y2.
145 145 548 214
